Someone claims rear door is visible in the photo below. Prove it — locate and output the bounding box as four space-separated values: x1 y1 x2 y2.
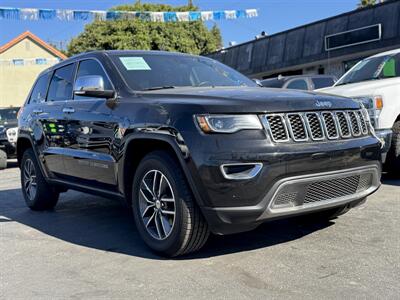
31 64 76 178
61 59 119 190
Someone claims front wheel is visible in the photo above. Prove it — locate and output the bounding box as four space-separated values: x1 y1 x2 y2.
132 151 209 257
21 149 59 210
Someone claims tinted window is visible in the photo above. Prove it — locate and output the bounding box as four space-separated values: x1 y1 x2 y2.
286 79 308 90
325 24 380 51
47 64 75 101
110 54 256 91
312 77 335 89
29 73 50 104
74 60 113 100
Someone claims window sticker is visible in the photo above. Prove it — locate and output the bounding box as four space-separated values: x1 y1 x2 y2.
119 57 151 71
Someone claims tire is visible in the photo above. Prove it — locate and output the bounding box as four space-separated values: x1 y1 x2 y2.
0 149 6 170
20 148 59 211
385 121 400 176
131 151 209 257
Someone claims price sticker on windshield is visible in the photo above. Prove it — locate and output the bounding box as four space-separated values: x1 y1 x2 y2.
119 57 151 71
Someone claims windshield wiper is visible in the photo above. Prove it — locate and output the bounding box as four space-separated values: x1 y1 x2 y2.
142 86 176 91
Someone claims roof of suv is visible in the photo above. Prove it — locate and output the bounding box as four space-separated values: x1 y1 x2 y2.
37 50 202 77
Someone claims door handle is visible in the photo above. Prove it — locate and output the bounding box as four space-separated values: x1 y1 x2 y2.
63 107 75 114
32 109 43 115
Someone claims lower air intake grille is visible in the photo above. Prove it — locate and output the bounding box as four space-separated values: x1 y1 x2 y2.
273 192 298 207
304 175 360 204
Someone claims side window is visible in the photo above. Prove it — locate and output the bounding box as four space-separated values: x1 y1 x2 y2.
74 59 113 99
312 77 335 89
286 79 308 90
47 64 75 102
29 73 50 104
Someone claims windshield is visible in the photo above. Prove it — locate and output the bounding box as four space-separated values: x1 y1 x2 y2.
336 53 400 86
110 54 257 91
0 108 19 124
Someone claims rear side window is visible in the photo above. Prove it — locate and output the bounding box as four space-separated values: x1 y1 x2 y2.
74 59 113 100
312 77 335 89
29 73 50 104
47 64 75 101
286 79 308 90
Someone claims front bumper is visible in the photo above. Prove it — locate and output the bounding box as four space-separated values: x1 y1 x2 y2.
187 132 382 235
202 165 380 235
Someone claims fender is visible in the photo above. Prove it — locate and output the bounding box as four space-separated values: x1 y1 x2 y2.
16 132 50 179
119 130 207 207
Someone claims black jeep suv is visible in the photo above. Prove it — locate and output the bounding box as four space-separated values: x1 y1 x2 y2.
17 51 381 256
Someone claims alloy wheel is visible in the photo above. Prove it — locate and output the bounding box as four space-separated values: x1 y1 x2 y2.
23 159 37 201
139 170 176 240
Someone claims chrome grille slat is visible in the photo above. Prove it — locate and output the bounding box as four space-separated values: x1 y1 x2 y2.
264 114 289 142
335 111 352 138
348 111 361 136
356 111 368 135
287 113 308 141
263 109 369 143
305 113 324 140
321 112 339 139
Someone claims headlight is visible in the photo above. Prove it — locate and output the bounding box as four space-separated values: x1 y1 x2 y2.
6 127 18 143
354 95 383 128
196 115 262 133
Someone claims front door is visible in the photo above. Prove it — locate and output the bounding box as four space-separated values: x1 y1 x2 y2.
61 59 119 190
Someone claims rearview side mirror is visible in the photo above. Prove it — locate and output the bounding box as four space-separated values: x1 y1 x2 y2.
74 75 115 99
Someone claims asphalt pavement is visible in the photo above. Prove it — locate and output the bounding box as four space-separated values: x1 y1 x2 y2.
1 160 399 299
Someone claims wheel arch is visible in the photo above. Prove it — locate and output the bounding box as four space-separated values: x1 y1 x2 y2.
17 136 34 167
120 132 205 208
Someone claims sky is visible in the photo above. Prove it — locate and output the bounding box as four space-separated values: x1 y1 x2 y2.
0 0 360 49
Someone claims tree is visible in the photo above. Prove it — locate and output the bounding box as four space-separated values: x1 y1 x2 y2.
67 1 222 56
358 0 377 8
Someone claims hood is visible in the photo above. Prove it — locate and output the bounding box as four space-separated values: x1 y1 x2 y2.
139 86 360 113
317 77 398 98
0 119 17 128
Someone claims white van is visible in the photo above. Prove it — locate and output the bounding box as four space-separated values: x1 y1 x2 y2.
319 49 400 174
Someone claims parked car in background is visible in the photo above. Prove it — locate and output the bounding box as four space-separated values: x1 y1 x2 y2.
318 49 400 175
17 50 381 256
0 107 19 169
260 75 337 91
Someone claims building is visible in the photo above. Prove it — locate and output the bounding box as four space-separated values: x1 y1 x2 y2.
0 31 67 108
208 0 400 79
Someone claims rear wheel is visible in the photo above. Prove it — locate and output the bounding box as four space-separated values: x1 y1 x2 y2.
21 149 59 210
385 121 400 177
0 149 6 170
132 151 209 257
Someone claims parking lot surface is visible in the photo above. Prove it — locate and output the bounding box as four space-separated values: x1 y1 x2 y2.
1 161 399 299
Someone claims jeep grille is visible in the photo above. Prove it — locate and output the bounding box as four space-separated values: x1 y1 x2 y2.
263 110 369 143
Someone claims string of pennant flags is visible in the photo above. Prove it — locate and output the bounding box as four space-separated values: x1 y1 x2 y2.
0 7 258 22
